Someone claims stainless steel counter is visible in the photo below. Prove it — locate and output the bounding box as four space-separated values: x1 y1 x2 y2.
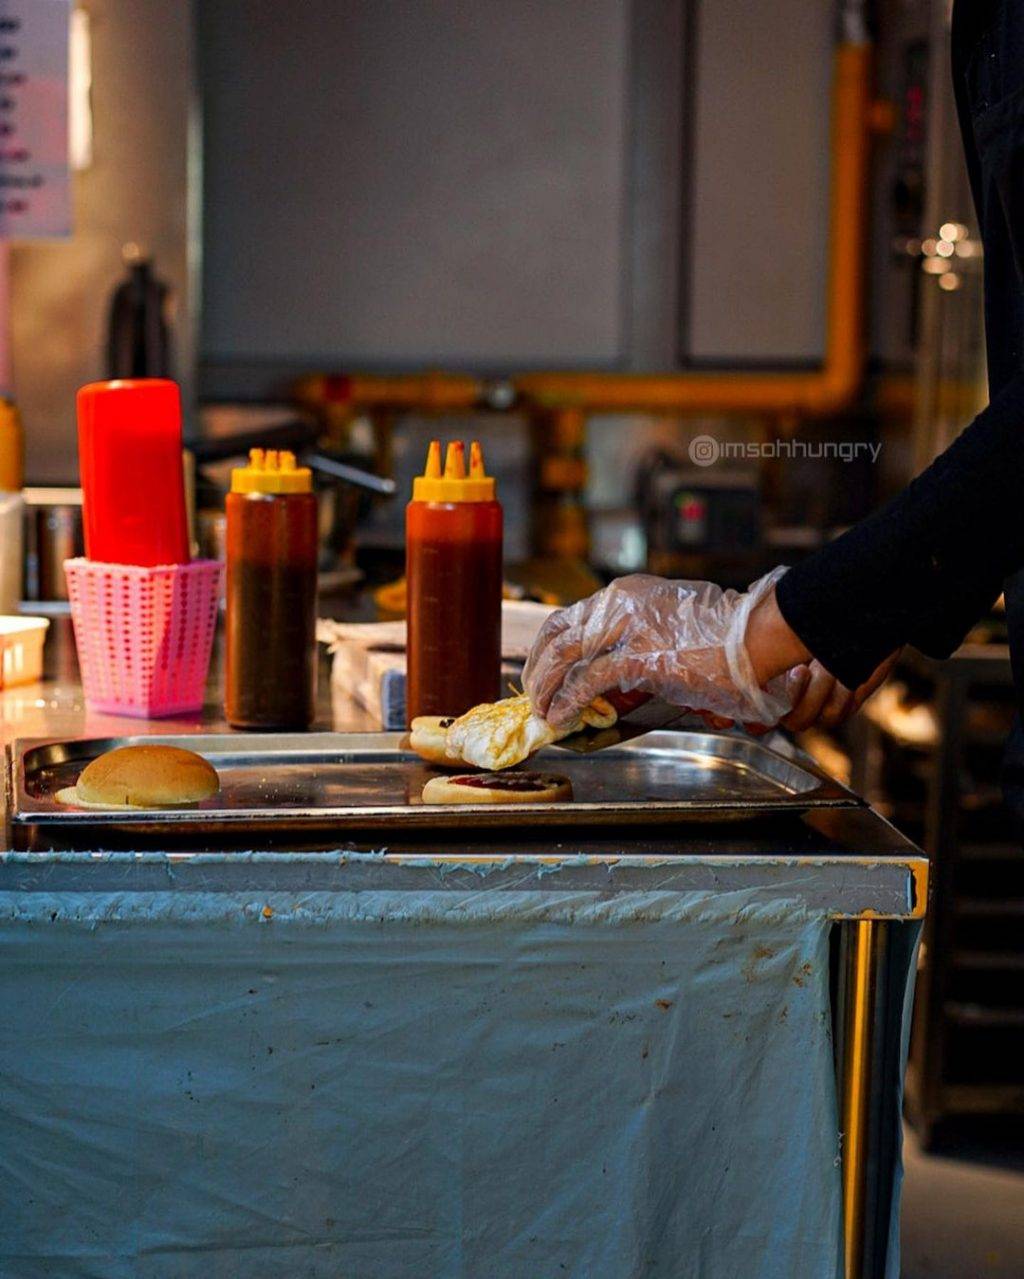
2 619 926 917
0 614 377 751
2 617 926 911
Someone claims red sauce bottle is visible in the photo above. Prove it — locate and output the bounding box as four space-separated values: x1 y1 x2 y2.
406 440 502 724
77 378 190 566
225 448 318 730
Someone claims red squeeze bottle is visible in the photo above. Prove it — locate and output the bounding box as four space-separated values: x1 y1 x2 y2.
77 378 190 566
406 440 502 724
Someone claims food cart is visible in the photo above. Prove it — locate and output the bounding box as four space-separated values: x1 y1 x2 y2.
0 668 925 1279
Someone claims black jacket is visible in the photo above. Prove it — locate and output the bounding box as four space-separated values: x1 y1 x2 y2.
777 2 1024 718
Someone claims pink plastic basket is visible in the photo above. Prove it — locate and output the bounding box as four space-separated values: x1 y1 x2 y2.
64 558 222 718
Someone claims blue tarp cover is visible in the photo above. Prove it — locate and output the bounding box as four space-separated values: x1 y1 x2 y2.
0 881 904 1277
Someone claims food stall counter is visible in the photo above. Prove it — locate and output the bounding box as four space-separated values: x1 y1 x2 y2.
0 629 926 1279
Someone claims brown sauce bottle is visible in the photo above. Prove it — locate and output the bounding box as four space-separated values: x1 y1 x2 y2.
406 441 502 723
225 449 318 730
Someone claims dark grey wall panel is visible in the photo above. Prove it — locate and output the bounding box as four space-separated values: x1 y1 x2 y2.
200 0 629 369
625 0 686 369
686 0 832 363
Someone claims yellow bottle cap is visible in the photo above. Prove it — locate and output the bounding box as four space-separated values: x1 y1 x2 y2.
231 448 312 494
412 440 496 502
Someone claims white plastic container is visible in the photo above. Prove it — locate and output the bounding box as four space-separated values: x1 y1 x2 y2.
0 616 49 689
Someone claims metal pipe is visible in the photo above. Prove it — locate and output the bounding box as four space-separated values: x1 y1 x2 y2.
303 450 397 496
294 372 485 415
838 0 869 46
839 918 880 1279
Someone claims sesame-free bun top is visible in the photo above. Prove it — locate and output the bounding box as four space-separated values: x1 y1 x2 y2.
74 744 219 808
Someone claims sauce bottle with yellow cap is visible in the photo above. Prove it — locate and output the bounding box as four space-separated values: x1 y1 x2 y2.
225 448 318 729
406 440 502 723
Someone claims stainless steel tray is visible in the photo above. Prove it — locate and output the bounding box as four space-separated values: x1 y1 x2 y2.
8 731 857 845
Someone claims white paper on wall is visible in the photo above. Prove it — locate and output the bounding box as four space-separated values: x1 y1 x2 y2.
0 0 71 240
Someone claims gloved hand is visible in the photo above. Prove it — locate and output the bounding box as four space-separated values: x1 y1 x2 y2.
523 567 795 731
779 651 901 732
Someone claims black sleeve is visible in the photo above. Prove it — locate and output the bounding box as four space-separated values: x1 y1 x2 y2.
775 371 1024 689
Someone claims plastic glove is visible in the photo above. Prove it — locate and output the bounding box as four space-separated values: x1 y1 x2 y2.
523 567 794 731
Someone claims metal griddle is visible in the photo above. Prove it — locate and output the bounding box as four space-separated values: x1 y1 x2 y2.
8 730 858 847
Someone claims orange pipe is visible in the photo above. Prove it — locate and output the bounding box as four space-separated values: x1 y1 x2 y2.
514 42 872 415
295 42 872 421
294 371 484 414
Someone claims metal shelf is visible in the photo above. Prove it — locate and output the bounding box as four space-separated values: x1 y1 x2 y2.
955 898 1024 918
957 842 1024 861
944 1002 1024 1029
952 950 1024 971
875 645 1024 1143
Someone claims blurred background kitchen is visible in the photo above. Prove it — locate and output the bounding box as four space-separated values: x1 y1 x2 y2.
1 0 1022 1272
